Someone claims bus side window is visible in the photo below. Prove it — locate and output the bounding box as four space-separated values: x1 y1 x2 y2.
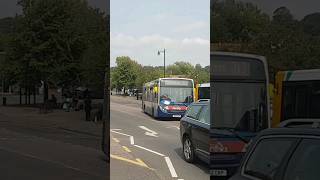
310 82 320 118
149 87 153 101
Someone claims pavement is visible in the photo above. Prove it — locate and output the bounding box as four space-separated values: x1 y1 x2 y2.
110 95 210 180
0 106 107 180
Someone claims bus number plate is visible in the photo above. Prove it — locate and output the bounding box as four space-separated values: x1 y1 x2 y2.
173 115 181 118
210 169 227 176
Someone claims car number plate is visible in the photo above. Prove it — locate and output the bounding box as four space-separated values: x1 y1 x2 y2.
210 169 227 176
173 115 181 118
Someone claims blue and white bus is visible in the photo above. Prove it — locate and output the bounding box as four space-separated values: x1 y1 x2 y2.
142 78 195 119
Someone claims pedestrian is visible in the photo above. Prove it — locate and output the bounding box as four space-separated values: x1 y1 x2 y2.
51 94 57 108
73 95 79 111
84 95 92 121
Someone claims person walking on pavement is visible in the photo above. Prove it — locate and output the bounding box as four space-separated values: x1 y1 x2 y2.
84 95 92 121
51 94 57 108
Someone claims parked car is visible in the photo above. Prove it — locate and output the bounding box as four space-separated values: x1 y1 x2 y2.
180 100 210 163
181 100 257 179
229 119 320 180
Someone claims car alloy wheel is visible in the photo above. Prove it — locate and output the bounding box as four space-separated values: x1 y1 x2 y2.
183 137 194 162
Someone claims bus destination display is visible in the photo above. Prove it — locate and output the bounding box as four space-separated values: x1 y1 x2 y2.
212 60 250 76
161 80 193 87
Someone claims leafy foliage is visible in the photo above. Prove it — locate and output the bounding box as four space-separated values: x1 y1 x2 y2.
0 0 108 100
212 0 320 81
111 57 209 91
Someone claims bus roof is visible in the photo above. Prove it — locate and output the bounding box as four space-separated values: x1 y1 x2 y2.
211 51 267 64
159 77 193 81
143 78 194 87
280 69 320 81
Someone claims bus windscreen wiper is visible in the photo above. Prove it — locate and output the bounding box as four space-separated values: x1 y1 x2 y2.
213 127 250 144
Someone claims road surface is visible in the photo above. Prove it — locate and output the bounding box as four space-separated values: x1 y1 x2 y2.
110 96 209 180
0 106 107 180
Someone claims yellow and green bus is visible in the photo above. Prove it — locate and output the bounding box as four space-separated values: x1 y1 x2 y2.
272 69 320 127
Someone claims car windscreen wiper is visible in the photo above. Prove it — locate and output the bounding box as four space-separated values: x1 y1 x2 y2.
212 127 249 144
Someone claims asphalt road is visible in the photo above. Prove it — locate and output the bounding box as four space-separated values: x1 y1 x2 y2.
110 96 210 180
0 106 107 180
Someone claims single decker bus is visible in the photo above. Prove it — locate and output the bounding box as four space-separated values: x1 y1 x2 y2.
142 78 195 119
210 52 270 178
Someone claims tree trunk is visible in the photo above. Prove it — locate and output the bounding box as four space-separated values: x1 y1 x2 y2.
33 86 36 105
19 87 22 105
43 81 48 103
24 87 27 105
28 87 31 105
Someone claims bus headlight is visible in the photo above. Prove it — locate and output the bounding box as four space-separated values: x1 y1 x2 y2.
163 100 170 105
159 105 168 113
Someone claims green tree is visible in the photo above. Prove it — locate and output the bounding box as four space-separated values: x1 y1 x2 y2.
8 0 108 102
301 13 320 37
211 0 269 43
112 56 140 94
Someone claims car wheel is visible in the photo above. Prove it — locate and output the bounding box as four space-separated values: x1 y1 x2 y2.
183 136 195 163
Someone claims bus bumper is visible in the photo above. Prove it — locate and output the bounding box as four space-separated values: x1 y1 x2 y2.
157 108 186 118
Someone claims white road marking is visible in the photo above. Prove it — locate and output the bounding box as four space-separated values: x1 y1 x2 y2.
166 126 180 130
130 136 134 145
164 156 178 178
110 129 122 131
110 129 131 137
138 126 158 137
133 144 165 157
111 127 183 179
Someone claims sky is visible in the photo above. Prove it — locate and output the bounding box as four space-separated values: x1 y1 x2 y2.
110 0 210 67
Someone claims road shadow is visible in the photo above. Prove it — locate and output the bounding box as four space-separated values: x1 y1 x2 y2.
174 147 210 175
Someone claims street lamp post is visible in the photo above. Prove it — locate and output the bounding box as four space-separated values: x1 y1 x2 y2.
102 14 110 162
158 49 166 78
0 52 5 106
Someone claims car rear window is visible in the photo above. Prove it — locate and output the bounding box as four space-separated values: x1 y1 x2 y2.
284 139 320 180
186 105 202 120
198 106 210 124
244 138 296 179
